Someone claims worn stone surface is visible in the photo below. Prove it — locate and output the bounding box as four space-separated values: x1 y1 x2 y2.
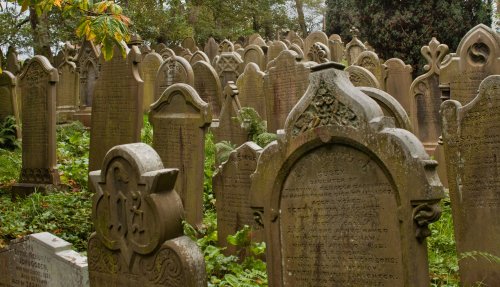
190 50 210 64
0 70 20 136
251 63 443 287
440 24 500 105
345 28 366 65
204 37 219 63
55 59 79 123
88 143 206 287
214 51 243 89
304 31 328 57
155 55 194 101
140 52 163 112
219 39 235 53
159 47 175 61
441 75 500 286
5 46 20 74
0 232 88 287
288 43 304 61
74 40 100 126
243 44 266 71
384 58 413 116
306 42 331 64
236 62 266 119
345 65 380 88
182 37 198 52
88 46 143 172
212 82 248 146
264 50 312 132
267 41 288 63
213 142 264 255
149 84 211 227
192 61 222 119
328 37 344 63
354 51 384 88
12 56 60 196
286 31 304 51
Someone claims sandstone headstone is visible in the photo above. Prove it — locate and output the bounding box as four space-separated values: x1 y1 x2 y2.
53 50 65 68
12 56 60 196
286 31 305 51
149 84 211 227
213 142 264 255
306 42 331 64
88 46 143 171
159 47 176 60
154 43 167 52
219 39 234 53
190 50 210 64
5 46 20 74
0 70 20 135
251 62 444 287
204 37 219 63
182 36 198 52
236 62 266 119
248 33 262 46
242 44 266 71
328 37 345 63
55 48 79 123
288 43 304 61
345 27 366 65
214 51 243 88
251 36 267 47
140 52 163 113
441 75 500 286
0 232 88 287
74 40 100 126
155 55 194 101
304 30 328 57
267 41 288 63
440 24 500 105
345 65 380 88
354 50 384 88
192 61 223 118
88 143 206 287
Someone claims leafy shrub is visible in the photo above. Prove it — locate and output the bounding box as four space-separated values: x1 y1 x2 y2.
141 114 153 145
237 107 277 148
0 116 20 150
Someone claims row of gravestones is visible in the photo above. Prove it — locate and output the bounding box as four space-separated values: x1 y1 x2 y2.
3 23 499 286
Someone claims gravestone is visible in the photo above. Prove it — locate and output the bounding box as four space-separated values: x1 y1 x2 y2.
12 56 60 196
287 43 304 61
243 44 266 71
345 27 366 65
204 37 219 63
192 61 223 118
154 43 167 52
328 36 344 63
354 51 384 88
5 46 20 74
267 41 288 63
88 143 206 287
74 40 100 126
88 46 143 172
251 62 444 287
0 70 20 137
54 50 65 68
149 84 211 227
0 232 88 287
214 51 243 89
159 47 176 60
213 142 264 255
306 42 331 64
440 24 500 105
264 50 313 132
190 50 210 64
182 36 198 52
219 39 234 53
140 52 163 113
359 87 412 131
304 31 328 57
345 65 380 88
251 36 267 47
384 58 413 115
212 82 248 146
410 38 449 155
286 31 305 51
55 46 79 123
155 55 194 101
441 75 500 286
236 63 266 119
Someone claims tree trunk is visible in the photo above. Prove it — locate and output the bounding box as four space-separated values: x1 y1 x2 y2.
29 7 53 62
295 0 307 36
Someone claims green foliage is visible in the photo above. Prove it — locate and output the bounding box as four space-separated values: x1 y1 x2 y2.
56 121 89 189
0 148 21 189
215 141 236 164
460 250 500 264
204 132 217 211
0 116 20 150
237 107 277 148
141 114 153 146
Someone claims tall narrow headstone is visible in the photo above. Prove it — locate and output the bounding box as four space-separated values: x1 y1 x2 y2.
5 46 20 74
213 142 264 255
0 70 20 135
192 61 222 118
140 52 163 112
204 37 219 63
236 63 266 119
243 44 266 71
88 143 206 287
384 58 413 115
12 56 60 196
328 37 345 63
251 62 444 287
88 46 143 171
155 55 194 101
149 84 211 227
441 75 500 286
345 27 366 65
55 45 79 123
74 40 100 126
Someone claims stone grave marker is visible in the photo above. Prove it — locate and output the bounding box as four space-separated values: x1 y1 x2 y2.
345 65 380 88
212 82 249 146
88 143 206 287
74 40 100 126
149 84 211 227
251 62 444 287
384 58 413 116
53 50 65 68
354 50 384 88
214 51 243 89
440 24 500 105
286 31 305 51
0 70 20 137
190 50 210 64
204 37 219 63
153 43 167 52
328 36 345 63
213 142 264 255
159 47 176 60
219 39 234 53
0 232 88 287
264 50 313 132
306 42 331 64
345 27 366 65
192 60 223 118
304 30 328 57
5 46 20 74
441 75 500 286
12 56 60 197
243 44 266 71
236 62 266 119
55 46 79 123
155 55 194 101
248 33 262 45
288 43 304 61
267 41 288 63
182 36 198 52
251 36 267 47
88 46 143 172
140 52 163 113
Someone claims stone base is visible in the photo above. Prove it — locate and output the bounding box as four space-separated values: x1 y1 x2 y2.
11 183 59 198
73 111 92 127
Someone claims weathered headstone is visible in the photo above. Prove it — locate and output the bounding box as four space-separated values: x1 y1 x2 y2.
140 52 163 112
286 31 305 51
5 46 20 74
213 142 264 255
55 46 79 123
345 65 380 88
192 61 223 118
304 30 328 57
242 44 266 71
354 50 384 88
219 39 234 53
190 50 210 64
345 27 366 65
236 63 266 119
328 36 345 63
74 40 100 126
155 55 194 101
159 47 176 60
288 43 304 61
88 143 206 287
88 46 143 171
384 58 413 115
267 41 288 63
212 82 248 146
0 70 20 136
204 37 219 63
264 50 313 132
154 43 167 52
251 62 444 287
306 42 331 64
182 36 198 52
441 75 500 286
440 24 500 105
0 232 88 287
149 84 211 227
12 56 60 196
214 51 243 89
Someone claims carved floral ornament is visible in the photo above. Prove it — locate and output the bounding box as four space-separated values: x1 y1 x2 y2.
307 42 330 64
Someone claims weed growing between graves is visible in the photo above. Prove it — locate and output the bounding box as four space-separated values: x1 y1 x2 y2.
0 116 20 150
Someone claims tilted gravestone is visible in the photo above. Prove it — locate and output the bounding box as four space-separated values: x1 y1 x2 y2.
74 40 100 126
12 56 60 196
0 70 20 137
88 143 206 286
440 24 500 105
251 62 444 286
0 232 88 287
286 31 304 50
345 65 380 89
213 142 264 255
88 46 143 172
55 46 79 123
236 62 267 119
192 60 222 119
384 58 413 116
264 50 313 132
140 52 163 113
441 75 500 286
155 55 194 101
149 84 211 227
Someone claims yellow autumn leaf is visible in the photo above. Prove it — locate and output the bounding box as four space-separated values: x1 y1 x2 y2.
54 0 62 8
